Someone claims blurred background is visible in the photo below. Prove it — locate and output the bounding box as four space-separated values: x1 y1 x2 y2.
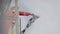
0 0 60 34
18 0 60 34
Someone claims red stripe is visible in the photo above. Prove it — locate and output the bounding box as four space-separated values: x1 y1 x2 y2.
19 11 30 16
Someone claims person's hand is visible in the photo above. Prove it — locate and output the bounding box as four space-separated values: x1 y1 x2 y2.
7 10 14 17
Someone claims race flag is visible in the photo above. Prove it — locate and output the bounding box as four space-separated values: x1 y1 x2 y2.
19 11 39 34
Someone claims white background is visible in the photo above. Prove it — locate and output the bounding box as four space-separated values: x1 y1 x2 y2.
18 0 60 34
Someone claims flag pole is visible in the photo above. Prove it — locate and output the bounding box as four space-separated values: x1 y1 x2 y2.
15 0 20 34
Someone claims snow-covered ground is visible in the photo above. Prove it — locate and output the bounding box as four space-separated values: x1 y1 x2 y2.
18 0 60 34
